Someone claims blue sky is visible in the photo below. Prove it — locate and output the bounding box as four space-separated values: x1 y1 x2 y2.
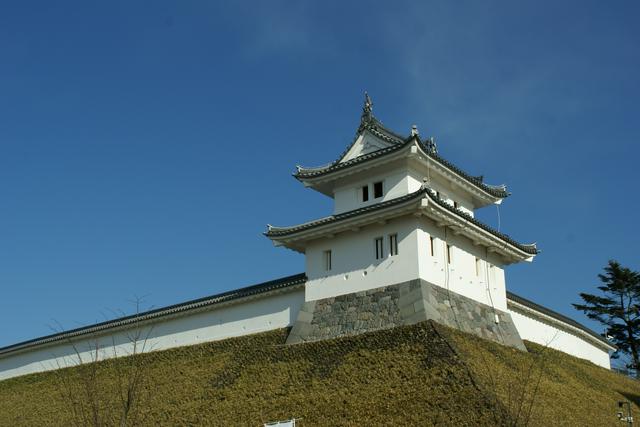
1 1 638 351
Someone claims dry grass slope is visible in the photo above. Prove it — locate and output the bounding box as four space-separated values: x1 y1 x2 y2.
0 321 638 426
449 327 640 426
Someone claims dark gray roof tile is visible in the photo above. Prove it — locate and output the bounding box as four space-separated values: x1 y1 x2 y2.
506 291 614 349
295 117 509 199
266 187 537 255
0 273 306 356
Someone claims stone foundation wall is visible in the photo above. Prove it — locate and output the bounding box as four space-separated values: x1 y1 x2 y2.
287 279 526 351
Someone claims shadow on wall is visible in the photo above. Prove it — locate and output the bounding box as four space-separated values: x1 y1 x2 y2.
314 259 395 283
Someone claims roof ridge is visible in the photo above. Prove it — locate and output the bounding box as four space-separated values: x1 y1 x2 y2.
423 188 535 253
266 187 537 255
418 141 509 197
506 290 613 348
295 112 405 175
0 273 307 357
294 111 509 199
265 188 427 237
363 116 406 143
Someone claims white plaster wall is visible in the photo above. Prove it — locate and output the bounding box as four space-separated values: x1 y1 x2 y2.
305 216 421 300
332 166 476 217
0 289 305 381
406 171 423 193
333 167 412 214
407 168 475 216
416 216 507 311
340 133 390 162
509 307 611 369
305 213 508 310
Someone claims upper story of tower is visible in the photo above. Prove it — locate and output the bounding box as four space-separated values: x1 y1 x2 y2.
266 95 537 266
294 94 509 216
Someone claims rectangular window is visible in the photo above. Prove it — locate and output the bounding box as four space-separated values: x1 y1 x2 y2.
323 250 332 271
475 257 481 276
389 234 398 256
375 237 384 260
373 181 383 198
361 185 369 202
429 236 435 256
446 244 452 264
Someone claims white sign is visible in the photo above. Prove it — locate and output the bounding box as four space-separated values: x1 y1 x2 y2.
264 419 296 427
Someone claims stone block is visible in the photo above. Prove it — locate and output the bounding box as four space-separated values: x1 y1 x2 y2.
297 310 314 324
422 302 442 322
404 310 429 325
398 282 412 296
286 278 526 351
399 303 416 318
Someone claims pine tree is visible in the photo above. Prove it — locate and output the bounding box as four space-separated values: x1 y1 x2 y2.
573 260 640 375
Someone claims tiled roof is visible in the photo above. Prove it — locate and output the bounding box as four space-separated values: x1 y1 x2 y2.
2 270 610 361
0 274 306 357
294 116 509 199
267 189 426 236
419 140 509 198
266 187 538 255
425 188 537 254
506 291 615 349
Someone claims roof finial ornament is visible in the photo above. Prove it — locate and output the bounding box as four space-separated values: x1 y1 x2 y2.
421 176 431 189
411 125 419 137
361 91 373 123
425 136 438 154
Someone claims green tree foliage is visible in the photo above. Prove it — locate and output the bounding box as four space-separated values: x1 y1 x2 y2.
573 260 640 373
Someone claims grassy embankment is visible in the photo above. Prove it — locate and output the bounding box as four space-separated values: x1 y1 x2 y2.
0 321 638 426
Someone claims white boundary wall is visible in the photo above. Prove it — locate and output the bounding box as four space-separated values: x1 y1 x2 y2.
508 302 612 369
0 283 614 381
0 288 305 381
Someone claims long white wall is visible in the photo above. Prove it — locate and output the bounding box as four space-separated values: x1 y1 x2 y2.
0 280 614 383
0 289 305 381
508 304 612 369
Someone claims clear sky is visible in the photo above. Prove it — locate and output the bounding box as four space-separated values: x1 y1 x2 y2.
1 1 638 351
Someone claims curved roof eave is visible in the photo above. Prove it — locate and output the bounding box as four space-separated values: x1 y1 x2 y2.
265 187 537 256
294 117 406 178
294 126 510 200
266 188 424 236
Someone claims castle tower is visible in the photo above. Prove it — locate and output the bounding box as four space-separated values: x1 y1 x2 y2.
266 94 538 346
